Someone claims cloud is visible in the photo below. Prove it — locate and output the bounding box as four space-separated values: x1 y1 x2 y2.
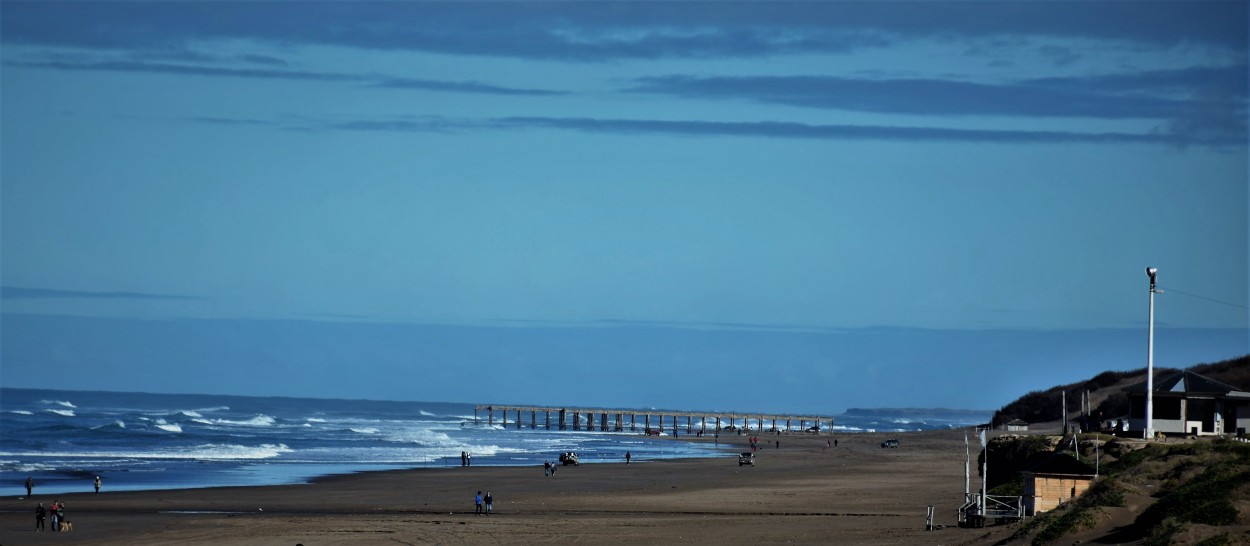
7 59 566 96
1 286 198 300
372 77 565 96
2 3 1243 61
291 114 1224 146
628 74 1195 119
5 60 360 81
629 67 1248 144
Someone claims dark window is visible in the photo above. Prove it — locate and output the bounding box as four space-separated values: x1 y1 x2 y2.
1155 398 1182 420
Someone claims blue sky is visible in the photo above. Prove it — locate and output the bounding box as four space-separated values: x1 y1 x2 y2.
1 2 1246 414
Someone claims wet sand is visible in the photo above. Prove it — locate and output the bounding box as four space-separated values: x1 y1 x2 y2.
1 430 1008 545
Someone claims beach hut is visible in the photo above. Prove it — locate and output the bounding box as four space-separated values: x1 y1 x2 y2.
1005 419 1029 432
1020 454 1097 516
1123 371 1250 437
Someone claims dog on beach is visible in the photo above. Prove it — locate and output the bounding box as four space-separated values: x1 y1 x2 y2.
59 520 73 532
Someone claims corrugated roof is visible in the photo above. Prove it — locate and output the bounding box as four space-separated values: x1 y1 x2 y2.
1021 453 1097 477
1123 370 1247 397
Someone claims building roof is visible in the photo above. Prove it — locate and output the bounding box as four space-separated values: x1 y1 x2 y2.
1123 370 1250 398
1020 453 1097 477
1006 419 1028 426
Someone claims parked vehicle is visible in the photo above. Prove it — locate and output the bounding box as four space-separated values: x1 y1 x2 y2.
644 428 661 436
881 439 900 448
560 452 580 465
738 452 755 466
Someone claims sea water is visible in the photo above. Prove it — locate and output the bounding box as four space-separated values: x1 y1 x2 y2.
1 388 987 495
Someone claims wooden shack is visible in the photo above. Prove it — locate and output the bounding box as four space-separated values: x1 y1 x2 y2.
1020 453 1097 515
1005 419 1029 432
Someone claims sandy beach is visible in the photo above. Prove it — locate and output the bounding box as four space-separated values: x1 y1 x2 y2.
1 430 1007 545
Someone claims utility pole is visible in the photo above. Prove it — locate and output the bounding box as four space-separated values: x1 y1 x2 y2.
1145 267 1160 440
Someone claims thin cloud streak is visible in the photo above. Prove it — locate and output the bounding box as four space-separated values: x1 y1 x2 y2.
627 73 1235 120
371 77 566 96
1 286 198 300
6 60 566 96
308 115 1226 146
2 3 1244 60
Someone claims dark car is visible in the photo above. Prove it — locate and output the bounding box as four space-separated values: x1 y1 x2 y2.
644 428 661 436
881 439 900 448
738 452 755 466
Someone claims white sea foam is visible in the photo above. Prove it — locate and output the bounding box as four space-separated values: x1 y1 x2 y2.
46 409 75 417
116 420 127 428
180 410 203 418
307 418 327 423
8 410 33 415
37 400 77 408
0 443 293 461
351 427 380 434
188 415 276 427
386 428 454 446
418 410 436 417
156 423 183 433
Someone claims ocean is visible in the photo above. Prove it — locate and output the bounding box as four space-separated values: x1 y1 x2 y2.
1 388 988 496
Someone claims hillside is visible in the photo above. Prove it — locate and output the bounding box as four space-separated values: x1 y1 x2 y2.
985 435 1250 545
991 354 1250 426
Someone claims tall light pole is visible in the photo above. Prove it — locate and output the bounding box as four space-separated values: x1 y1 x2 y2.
1144 267 1159 440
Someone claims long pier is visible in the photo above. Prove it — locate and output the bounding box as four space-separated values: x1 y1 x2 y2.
473 405 831 434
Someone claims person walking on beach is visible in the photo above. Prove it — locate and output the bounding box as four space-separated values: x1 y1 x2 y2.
474 491 484 516
543 461 550 476
466 451 472 467
35 502 46 531
49 500 61 531
26 476 33 497
484 492 493 515
94 475 101 494
625 451 631 464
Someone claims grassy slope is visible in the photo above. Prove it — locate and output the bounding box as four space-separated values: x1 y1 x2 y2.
979 353 1250 545
991 354 1250 427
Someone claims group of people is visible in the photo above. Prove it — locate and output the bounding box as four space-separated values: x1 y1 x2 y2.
473 490 493 516
542 460 558 476
460 451 472 467
748 435 761 452
35 500 66 531
26 475 102 532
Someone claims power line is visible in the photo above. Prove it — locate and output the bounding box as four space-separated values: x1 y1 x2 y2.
1159 286 1249 310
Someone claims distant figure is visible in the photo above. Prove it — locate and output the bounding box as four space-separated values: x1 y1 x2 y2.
26 476 33 497
94 476 101 494
834 438 839 448
775 440 780 449
625 451 631 464
35 502 46 531
550 463 557 477
484 491 493 515
544 461 550 476
475 491 483 516
825 440 831 450
466 451 472 467
50 500 60 531
461 451 467 467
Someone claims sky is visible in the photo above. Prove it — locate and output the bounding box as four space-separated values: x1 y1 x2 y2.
1 1 1247 415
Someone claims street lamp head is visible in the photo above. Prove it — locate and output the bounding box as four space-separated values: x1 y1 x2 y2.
1146 267 1157 276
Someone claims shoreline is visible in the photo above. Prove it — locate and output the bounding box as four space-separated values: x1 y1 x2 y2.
1 429 1002 544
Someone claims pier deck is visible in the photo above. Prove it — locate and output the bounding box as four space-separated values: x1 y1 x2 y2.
472 404 830 433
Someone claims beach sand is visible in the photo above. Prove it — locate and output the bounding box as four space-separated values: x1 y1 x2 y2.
2 430 1013 544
